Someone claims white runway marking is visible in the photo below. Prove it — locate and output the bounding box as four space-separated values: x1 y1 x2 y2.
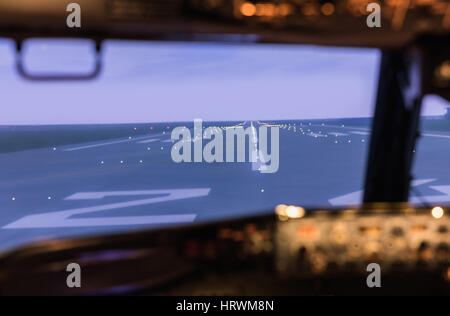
410 185 450 204
3 188 210 228
136 139 160 144
64 139 136 151
350 131 370 135
249 123 270 172
308 132 327 138
328 179 450 206
64 190 199 200
318 124 449 139
64 135 163 151
422 133 450 139
328 132 349 137
312 124 370 132
252 150 270 172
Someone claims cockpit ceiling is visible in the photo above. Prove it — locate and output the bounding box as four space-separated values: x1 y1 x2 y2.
0 0 449 48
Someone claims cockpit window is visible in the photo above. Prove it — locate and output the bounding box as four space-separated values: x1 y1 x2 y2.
411 95 450 207
0 39 380 252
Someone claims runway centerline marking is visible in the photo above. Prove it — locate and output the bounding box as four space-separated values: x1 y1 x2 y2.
249 122 270 172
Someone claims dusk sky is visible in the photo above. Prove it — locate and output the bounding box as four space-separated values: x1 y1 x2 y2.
0 38 447 125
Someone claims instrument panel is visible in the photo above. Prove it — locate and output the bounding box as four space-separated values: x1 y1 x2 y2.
274 205 449 278
189 0 450 32
0 204 448 295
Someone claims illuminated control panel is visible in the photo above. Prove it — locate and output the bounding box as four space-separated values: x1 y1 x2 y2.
274 205 450 278
1 204 448 295
188 0 450 32
1 0 449 48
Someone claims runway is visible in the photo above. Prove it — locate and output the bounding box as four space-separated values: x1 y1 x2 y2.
1 118 449 253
